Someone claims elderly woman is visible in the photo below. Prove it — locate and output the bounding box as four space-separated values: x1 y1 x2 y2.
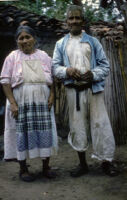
0 26 58 182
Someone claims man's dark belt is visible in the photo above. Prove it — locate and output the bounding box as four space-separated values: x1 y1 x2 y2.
66 83 92 111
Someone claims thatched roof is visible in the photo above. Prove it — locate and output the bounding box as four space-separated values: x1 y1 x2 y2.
0 4 67 38
0 4 125 41
90 21 124 42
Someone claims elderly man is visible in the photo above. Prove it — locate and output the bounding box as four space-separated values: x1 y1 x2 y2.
53 5 118 177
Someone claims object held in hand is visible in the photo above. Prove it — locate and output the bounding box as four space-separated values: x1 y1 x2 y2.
73 80 88 86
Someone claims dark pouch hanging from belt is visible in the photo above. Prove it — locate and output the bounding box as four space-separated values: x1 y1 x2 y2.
66 83 92 111
75 83 92 111
76 89 80 111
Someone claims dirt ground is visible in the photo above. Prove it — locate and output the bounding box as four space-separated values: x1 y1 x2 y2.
0 138 127 200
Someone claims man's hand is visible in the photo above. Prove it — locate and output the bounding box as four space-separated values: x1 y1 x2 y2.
10 102 18 119
66 68 81 80
81 70 93 83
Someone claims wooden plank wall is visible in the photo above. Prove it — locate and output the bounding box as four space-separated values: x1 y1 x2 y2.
55 37 127 145
55 82 69 138
102 38 127 145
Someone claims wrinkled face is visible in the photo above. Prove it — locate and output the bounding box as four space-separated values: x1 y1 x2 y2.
67 10 83 35
17 31 36 54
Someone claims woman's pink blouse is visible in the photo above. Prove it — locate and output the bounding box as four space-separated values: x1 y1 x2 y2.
0 49 53 88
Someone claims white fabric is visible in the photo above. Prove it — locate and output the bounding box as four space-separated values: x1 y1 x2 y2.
13 84 50 104
67 89 115 161
4 100 58 160
67 88 89 152
17 147 52 160
4 86 58 160
0 49 53 88
22 60 46 83
66 35 115 161
4 58 58 160
66 34 91 74
4 100 17 159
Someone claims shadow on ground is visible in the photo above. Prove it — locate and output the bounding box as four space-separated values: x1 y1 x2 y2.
0 139 127 200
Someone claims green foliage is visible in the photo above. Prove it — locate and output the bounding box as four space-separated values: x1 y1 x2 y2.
0 0 115 23
0 0 42 15
83 0 115 25
41 0 71 20
0 0 72 19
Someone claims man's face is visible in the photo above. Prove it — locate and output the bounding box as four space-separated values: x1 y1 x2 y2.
67 10 83 35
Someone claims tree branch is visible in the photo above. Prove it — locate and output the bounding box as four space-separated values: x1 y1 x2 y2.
72 0 82 6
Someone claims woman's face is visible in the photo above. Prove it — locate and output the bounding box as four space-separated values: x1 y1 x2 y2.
17 31 36 54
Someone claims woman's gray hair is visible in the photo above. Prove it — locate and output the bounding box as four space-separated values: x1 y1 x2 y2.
15 25 38 48
66 5 84 20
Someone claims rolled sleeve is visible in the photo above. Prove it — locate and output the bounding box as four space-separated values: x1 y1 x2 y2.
0 53 14 85
0 77 11 85
53 42 67 79
91 38 110 82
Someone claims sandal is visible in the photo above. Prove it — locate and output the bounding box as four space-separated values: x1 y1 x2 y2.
19 170 36 182
42 169 57 179
70 164 89 177
102 161 119 177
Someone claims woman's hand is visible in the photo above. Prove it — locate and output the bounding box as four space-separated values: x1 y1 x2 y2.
2 84 18 119
10 102 18 119
48 94 54 111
